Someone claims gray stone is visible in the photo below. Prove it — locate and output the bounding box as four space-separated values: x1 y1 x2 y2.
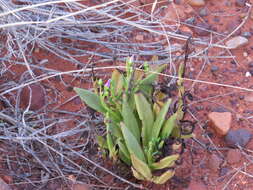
185 17 195 25
211 65 219 72
174 0 181 5
225 129 252 148
235 0 246 7
212 106 229 113
242 32 252 38
225 36 249 49
199 8 208 17
219 167 229 177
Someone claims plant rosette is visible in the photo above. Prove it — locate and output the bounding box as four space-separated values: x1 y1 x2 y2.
74 57 194 184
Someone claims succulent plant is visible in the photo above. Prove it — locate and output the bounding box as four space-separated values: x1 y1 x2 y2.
74 57 194 184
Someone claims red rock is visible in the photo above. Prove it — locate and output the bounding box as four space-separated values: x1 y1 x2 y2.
245 95 253 102
162 4 186 24
207 154 222 172
72 183 90 190
135 34 144 41
208 112 232 136
180 26 193 36
227 149 242 164
1 176 12 184
0 178 12 190
184 180 207 190
187 0 205 6
20 84 46 110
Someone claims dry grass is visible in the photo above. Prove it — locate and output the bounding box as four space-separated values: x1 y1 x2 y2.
0 0 253 189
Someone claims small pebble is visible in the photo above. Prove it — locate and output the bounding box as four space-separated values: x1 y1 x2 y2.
242 31 252 38
245 71 252 77
174 0 181 4
188 0 205 6
219 167 229 177
185 17 195 25
195 105 204 111
185 180 207 190
199 8 208 17
225 36 249 49
135 34 144 41
212 106 229 112
225 129 252 148
207 154 222 171
245 95 253 102
211 65 219 72
248 62 253 67
0 178 12 190
208 112 232 136
243 52 248 57
235 0 246 7
20 84 46 110
227 149 242 164
239 95 244 100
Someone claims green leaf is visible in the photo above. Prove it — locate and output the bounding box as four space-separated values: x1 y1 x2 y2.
111 69 124 96
134 92 154 147
122 95 140 142
138 84 153 100
96 135 108 149
107 120 123 139
151 154 179 170
152 98 172 140
106 132 117 161
140 64 166 86
117 139 130 161
131 167 146 180
181 133 195 139
121 123 146 162
74 87 106 113
161 113 177 139
107 109 122 123
119 150 131 165
171 125 181 138
131 154 152 180
177 62 185 86
152 170 175 184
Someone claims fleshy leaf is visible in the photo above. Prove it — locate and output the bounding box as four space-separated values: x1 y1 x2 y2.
121 123 146 162
119 150 131 165
152 98 172 140
153 91 167 116
131 167 146 180
117 139 130 162
122 95 140 142
96 136 108 149
152 170 175 184
74 87 106 113
140 64 166 86
134 92 154 147
181 133 195 139
111 69 124 96
161 113 177 139
131 154 152 180
152 154 179 170
107 120 123 139
177 62 185 86
106 132 117 161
